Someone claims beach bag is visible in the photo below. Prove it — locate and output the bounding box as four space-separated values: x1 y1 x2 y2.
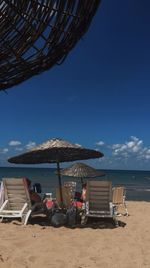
66 206 77 227
51 211 67 227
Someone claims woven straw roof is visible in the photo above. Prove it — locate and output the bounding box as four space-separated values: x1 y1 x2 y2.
8 138 104 164
0 1 101 91
61 162 105 178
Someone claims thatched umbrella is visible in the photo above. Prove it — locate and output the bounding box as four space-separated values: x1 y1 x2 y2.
61 162 105 184
0 1 101 91
8 138 104 202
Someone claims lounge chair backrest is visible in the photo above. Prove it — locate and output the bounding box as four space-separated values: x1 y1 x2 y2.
112 187 125 204
63 181 76 200
86 180 112 211
3 178 32 210
56 186 72 208
0 178 44 225
112 186 128 216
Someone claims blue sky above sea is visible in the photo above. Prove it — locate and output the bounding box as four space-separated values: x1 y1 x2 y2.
1 0 150 170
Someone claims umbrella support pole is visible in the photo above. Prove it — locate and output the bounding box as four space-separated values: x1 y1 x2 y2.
81 177 84 185
57 162 63 206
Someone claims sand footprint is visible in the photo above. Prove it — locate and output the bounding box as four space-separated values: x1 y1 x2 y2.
28 255 37 263
0 254 4 262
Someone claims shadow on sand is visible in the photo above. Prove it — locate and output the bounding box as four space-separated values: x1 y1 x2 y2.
28 215 126 229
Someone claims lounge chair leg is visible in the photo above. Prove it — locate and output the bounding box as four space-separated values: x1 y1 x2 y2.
22 210 32 225
123 202 129 216
81 214 87 225
114 217 119 227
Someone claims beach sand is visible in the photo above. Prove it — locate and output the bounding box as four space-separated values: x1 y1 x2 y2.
0 201 150 268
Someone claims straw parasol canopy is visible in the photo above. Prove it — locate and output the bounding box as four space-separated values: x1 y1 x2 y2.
8 138 104 202
61 162 105 184
8 138 103 164
0 1 101 91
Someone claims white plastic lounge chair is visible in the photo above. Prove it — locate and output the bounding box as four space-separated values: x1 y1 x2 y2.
0 181 4 207
81 181 118 226
0 178 32 225
112 186 128 216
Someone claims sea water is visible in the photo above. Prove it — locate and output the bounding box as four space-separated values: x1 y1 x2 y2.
0 167 150 201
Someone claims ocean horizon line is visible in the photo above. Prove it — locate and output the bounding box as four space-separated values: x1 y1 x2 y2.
1 166 150 173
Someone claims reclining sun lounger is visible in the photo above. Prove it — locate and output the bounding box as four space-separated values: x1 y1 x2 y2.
81 180 118 226
112 186 128 216
0 178 44 225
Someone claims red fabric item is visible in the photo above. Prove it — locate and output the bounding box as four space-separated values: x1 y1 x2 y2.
44 199 54 209
72 201 83 209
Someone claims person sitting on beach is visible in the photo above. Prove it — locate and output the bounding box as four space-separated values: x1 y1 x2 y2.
74 183 87 202
30 189 42 204
81 183 87 202
24 178 42 205
73 183 87 209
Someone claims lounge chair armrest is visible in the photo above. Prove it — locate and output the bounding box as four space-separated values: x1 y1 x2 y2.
20 203 28 214
0 200 8 211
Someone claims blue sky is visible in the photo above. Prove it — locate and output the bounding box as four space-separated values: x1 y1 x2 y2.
1 0 150 170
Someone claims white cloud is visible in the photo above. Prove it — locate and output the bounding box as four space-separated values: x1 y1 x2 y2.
26 142 36 150
9 140 21 146
75 143 82 147
0 148 9 154
127 141 135 148
15 147 23 151
96 141 105 146
95 136 150 169
130 136 139 142
112 144 121 150
112 136 143 157
95 148 101 151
